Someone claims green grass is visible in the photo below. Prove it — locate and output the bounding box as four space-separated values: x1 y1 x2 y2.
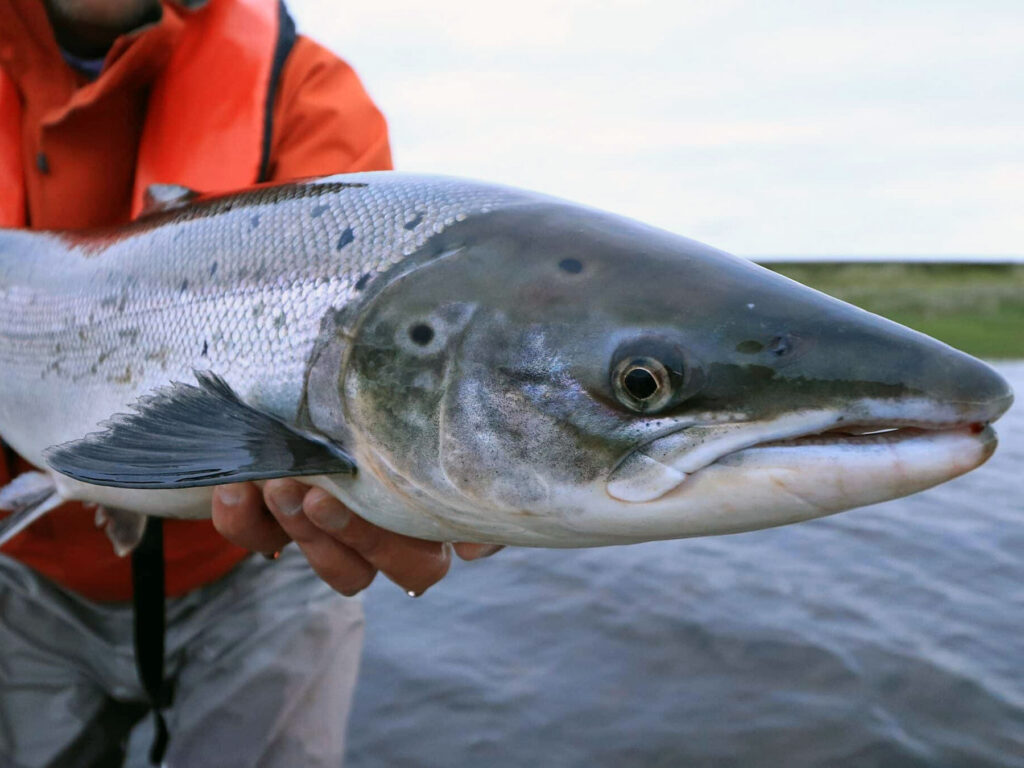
765 263 1024 359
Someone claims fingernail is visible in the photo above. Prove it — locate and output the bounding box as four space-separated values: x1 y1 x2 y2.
263 550 281 561
216 484 244 506
324 506 351 531
460 543 502 561
307 490 352 531
270 485 305 517
406 590 422 598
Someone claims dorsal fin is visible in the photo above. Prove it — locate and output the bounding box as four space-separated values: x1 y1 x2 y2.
44 371 356 489
141 183 200 216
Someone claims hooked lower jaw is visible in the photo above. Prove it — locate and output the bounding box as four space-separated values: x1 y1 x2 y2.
606 403 1005 506
640 423 996 539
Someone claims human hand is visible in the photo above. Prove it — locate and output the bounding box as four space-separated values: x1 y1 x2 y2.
211 480 502 596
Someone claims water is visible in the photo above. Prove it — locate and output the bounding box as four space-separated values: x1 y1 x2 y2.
348 362 1024 768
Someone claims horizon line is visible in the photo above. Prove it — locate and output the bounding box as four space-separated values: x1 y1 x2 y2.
746 254 1024 264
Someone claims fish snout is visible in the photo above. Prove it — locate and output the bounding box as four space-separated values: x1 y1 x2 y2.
769 307 1015 428
957 362 1013 422
917 348 1014 425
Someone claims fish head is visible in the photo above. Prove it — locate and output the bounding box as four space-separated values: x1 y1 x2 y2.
338 201 1013 546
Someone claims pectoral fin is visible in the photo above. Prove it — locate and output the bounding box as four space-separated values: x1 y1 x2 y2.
95 507 149 557
0 471 65 547
45 371 356 489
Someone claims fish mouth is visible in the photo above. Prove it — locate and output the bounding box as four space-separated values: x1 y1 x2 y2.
605 398 1009 504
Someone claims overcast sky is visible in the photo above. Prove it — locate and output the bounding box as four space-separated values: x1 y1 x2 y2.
288 0 1023 258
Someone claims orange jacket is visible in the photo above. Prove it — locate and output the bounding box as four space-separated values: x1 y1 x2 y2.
0 0 392 601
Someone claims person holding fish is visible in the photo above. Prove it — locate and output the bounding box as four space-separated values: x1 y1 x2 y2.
0 0 1014 766
0 0 497 765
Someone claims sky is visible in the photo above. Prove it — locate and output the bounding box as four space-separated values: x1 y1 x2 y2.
288 0 1023 258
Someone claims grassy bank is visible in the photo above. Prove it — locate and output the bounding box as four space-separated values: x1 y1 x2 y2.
765 263 1024 359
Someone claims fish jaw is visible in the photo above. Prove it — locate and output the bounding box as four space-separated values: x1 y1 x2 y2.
605 389 1012 504
594 382 1010 541
586 423 997 544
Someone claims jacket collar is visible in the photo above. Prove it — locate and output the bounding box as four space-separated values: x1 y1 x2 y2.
0 0 185 125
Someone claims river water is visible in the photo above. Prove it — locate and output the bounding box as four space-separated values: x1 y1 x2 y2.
348 362 1024 768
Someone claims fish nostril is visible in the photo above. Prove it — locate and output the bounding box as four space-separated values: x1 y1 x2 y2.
768 334 795 357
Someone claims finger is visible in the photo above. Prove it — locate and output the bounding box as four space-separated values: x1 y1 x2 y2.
302 487 451 596
264 480 377 596
452 543 504 561
212 482 291 556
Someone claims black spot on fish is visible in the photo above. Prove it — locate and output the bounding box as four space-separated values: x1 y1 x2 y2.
273 313 287 330
252 302 264 318
354 272 371 291
118 328 140 345
145 348 170 371
311 203 328 218
249 214 260 229
99 296 118 309
209 262 218 277
409 323 434 346
111 365 132 385
201 340 209 357
337 227 354 250
736 340 763 354
179 278 189 293
558 258 583 274
404 211 425 231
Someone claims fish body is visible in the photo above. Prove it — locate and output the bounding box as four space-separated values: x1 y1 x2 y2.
0 172 1013 549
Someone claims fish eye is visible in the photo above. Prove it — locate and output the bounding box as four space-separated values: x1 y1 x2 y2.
609 336 698 413
623 364 660 400
612 356 674 412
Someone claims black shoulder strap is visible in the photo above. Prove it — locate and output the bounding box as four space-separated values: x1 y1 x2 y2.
131 517 172 765
257 0 298 183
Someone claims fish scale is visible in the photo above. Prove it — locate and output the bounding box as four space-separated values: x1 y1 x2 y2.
0 172 534 469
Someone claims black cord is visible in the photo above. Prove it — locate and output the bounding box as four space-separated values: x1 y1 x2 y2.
131 517 170 765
